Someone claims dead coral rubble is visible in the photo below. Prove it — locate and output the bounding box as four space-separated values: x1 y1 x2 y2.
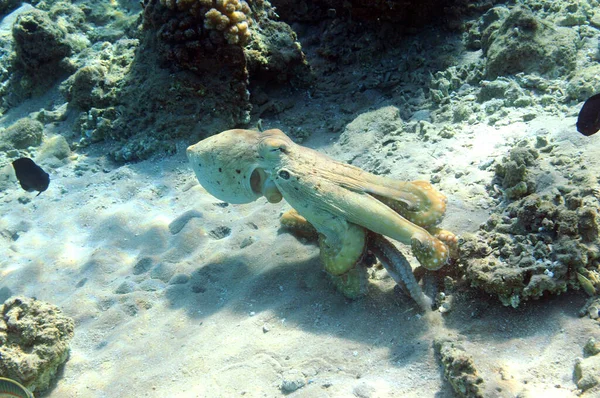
460 141 600 307
0 296 74 393
434 338 484 398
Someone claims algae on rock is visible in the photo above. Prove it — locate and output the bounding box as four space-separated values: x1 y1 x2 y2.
483 6 578 79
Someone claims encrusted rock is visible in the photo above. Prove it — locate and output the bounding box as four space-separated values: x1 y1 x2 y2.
0 296 74 393
434 338 484 398
460 139 600 307
0 117 44 150
483 6 577 78
12 9 71 72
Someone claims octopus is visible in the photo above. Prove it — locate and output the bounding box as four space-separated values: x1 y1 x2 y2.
187 128 458 310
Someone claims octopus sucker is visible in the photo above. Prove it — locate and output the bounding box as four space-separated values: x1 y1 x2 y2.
187 128 458 305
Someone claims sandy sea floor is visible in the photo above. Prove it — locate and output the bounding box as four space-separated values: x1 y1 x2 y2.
2 109 600 397
2 0 600 396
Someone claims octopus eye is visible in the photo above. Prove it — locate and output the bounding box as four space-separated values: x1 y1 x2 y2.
269 144 288 154
260 137 289 159
278 170 290 180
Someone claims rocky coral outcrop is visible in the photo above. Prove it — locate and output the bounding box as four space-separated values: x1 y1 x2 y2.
0 296 74 393
460 139 600 307
12 9 72 73
574 338 600 395
493 144 539 200
83 0 309 161
482 6 578 79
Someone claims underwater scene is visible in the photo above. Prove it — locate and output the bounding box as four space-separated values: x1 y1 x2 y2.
1 0 600 396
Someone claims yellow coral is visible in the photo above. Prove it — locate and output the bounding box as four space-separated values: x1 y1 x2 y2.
204 0 252 45
159 0 252 45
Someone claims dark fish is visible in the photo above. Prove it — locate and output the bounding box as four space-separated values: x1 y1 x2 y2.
0 377 34 398
577 93 600 136
11 157 50 196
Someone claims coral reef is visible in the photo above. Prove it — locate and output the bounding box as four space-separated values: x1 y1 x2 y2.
460 139 600 307
0 296 74 393
75 0 308 161
159 0 252 45
493 144 539 200
64 63 114 111
431 1 599 129
434 338 484 398
271 0 489 28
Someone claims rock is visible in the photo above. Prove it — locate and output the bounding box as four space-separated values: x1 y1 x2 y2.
12 9 71 72
0 296 74 393
133 257 155 275
483 7 577 79
66 63 110 111
138 279 166 292
115 280 137 294
280 369 306 393
168 209 203 235
149 262 176 282
575 355 600 391
0 117 44 150
37 135 71 161
329 106 403 165
434 339 484 397
209 226 231 240
168 273 190 285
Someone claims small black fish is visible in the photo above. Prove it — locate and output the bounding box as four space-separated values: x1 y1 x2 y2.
12 157 50 196
577 93 600 136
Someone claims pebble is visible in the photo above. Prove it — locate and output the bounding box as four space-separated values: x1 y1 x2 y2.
280 370 306 393
209 226 231 240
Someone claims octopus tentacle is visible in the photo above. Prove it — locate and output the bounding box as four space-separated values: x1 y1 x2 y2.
319 223 367 276
280 209 318 240
369 233 432 311
411 231 449 271
429 227 460 259
373 181 447 229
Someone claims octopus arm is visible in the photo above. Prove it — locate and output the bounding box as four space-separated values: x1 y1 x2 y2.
315 160 447 228
276 173 449 270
